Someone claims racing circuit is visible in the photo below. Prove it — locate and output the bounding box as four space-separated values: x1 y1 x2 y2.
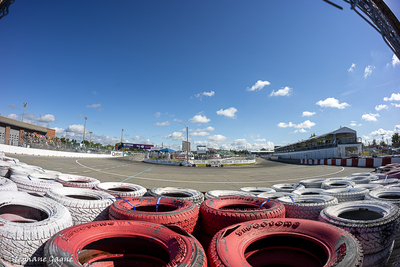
7 153 375 192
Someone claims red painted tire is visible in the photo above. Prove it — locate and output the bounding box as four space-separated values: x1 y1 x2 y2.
207 218 363 267
200 196 285 236
55 174 100 188
44 220 207 267
109 196 199 234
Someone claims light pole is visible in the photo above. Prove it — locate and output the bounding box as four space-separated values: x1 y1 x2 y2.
89 132 93 147
82 116 87 146
179 122 189 163
21 103 27 122
121 129 124 144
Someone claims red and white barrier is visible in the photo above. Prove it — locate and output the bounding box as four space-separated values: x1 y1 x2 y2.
300 157 400 168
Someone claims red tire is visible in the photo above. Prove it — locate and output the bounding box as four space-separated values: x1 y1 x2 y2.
44 220 207 267
109 196 199 234
208 218 363 267
200 196 285 236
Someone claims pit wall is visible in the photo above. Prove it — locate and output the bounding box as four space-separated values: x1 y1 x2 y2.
300 157 400 168
0 144 123 158
144 158 256 166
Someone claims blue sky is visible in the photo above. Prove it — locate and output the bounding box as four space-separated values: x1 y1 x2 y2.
1 0 399 151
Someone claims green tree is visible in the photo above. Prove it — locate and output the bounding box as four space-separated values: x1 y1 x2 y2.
379 140 386 146
392 133 400 148
372 139 377 146
310 133 316 138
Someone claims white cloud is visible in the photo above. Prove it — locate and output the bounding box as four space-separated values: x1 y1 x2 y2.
164 132 184 141
348 63 356 72
375 104 388 111
203 126 215 131
208 135 227 142
294 129 307 133
154 121 170 126
155 112 161 117
316 97 349 109
392 103 400 108
132 135 141 140
216 107 237 118
392 54 400 68
362 113 380 121
53 127 65 135
255 138 266 142
395 125 400 132
87 104 101 108
246 80 270 92
278 120 315 129
269 86 292 97
67 124 85 134
384 93 400 101
37 114 55 123
195 91 215 99
350 121 357 127
191 131 209 137
6 114 19 120
370 128 394 138
364 65 374 78
189 113 210 124
302 111 316 117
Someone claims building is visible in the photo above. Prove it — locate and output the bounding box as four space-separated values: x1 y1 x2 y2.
0 115 55 146
273 126 362 159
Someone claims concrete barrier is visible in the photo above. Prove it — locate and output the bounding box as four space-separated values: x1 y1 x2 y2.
300 157 400 168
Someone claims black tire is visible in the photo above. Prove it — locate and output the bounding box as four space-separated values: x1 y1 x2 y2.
148 186 204 206
321 187 369 203
319 200 400 254
278 195 338 220
45 187 115 225
0 191 73 265
271 183 305 192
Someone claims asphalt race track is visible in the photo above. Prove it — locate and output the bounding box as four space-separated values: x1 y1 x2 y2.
6 154 376 192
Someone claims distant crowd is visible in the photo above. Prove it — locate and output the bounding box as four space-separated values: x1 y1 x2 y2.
22 132 61 149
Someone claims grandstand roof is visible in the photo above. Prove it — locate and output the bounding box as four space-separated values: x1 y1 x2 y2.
0 115 49 134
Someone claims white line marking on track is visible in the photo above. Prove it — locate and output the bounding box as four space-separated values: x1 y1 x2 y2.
75 159 346 184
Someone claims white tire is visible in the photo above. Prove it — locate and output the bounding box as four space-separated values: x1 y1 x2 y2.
346 175 371 184
45 187 115 225
94 182 147 198
0 177 17 191
0 161 11 177
257 191 297 200
10 174 63 196
354 183 383 191
371 178 399 186
55 173 100 188
148 186 204 206
298 178 326 188
205 190 256 200
271 183 305 193
292 188 326 196
0 191 72 265
321 187 369 203
238 187 276 195
321 179 355 189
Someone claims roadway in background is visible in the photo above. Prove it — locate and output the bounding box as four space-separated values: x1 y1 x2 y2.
6 154 376 192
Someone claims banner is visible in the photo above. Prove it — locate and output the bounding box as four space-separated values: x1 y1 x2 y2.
120 143 154 150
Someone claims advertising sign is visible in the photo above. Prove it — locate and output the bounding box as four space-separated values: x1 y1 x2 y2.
121 143 154 150
197 145 207 154
182 141 190 152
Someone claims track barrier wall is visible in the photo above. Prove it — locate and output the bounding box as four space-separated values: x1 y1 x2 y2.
300 157 400 167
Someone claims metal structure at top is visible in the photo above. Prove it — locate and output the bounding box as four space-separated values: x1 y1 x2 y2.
0 0 14 20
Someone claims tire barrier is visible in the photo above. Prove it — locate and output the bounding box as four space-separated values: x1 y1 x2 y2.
346 175 372 184
45 187 115 225
298 178 327 188
94 182 147 198
321 187 369 203
0 161 11 177
200 196 285 236
207 218 364 267
204 190 256 200
10 173 63 196
0 191 73 266
44 220 207 267
55 173 100 188
301 157 400 168
292 188 326 196
0 177 17 191
371 178 399 186
148 186 204 206
321 179 356 189
354 183 383 191
109 196 199 234
257 191 297 199
319 200 400 254
271 183 305 193
278 195 338 220
238 187 276 195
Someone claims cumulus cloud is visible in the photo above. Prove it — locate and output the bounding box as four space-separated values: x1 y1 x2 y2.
375 104 388 111
216 107 237 118
302 111 316 117
191 131 209 137
189 113 210 124
370 128 394 138
37 114 55 123
155 121 170 126
6 114 19 120
53 127 65 135
164 132 184 141
87 104 101 108
392 54 400 68
384 93 400 101
255 138 266 142
348 63 356 72
204 126 215 131
362 113 380 121
393 103 400 108
364 65 374 78
269 86 292 97
246 80 270 92
294 129 307 133
316 97 349 109
208 135 227 142
396 125 400 132
67 124 85 134
277 120 315 129
195 91 215 99
155 112 161 117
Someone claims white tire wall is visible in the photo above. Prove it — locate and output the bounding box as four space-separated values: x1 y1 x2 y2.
45 187 115 225
238 187 275 195
10 174 63 196
0 191 73 266
321 179 356 189
0 177 17 191
55 174 100 188
271 183 305 192
298 178 327 188
321 187 369 203
319 200 400 254
204 190 256 200
148 187 204 206
94 182 147 198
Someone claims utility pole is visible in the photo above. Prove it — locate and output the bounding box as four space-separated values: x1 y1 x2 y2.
89 132 93 147
82 116 87 146
21 103 27 122
121 129 124 144
180 122 189 163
